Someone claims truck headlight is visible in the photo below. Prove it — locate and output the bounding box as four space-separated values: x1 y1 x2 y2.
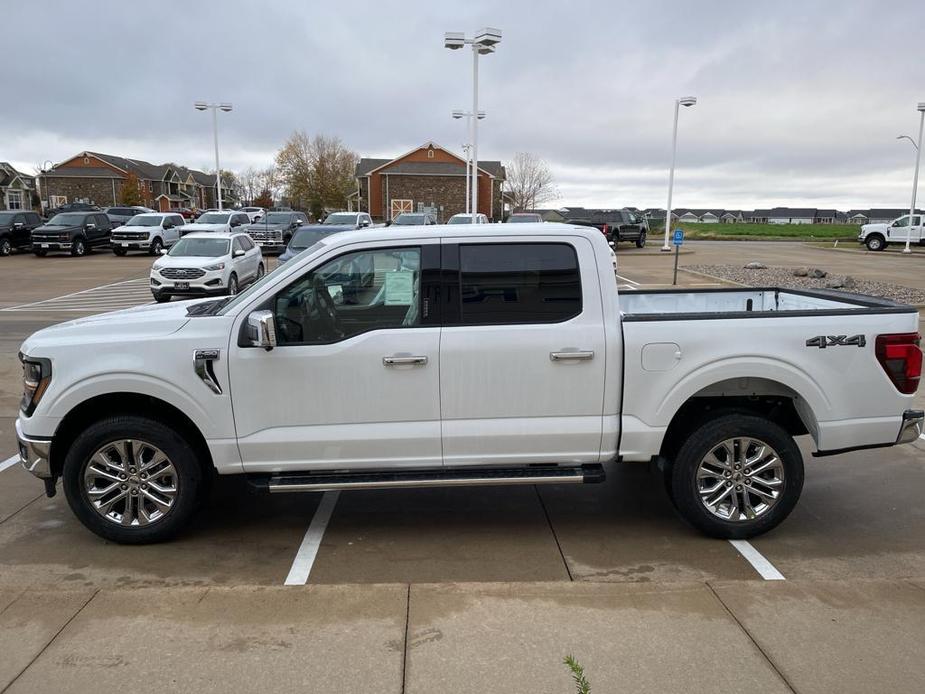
20 355 51 416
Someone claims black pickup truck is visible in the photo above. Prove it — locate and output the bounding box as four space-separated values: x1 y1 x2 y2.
0 211 43 256
31 211 113 257
565 208 648 248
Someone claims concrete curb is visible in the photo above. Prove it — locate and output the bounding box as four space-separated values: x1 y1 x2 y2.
677 267 748 287
802 242 925 258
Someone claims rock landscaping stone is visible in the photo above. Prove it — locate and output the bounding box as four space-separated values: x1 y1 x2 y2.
685 264 925 305
744 262 767 269
810 268 827 278
793 267 809 277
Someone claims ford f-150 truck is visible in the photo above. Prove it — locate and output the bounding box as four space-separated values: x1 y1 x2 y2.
15 224 923 544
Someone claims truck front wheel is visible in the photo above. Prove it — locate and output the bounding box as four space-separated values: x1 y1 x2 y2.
62 415 202 544
667 414 803 539
865 234 885 251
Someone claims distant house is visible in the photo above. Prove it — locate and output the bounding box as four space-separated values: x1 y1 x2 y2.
354 142 505 222
721 211 743 223
676 209 722 223
766 208 816 225
0 163 36 211
813 209 838 224
526 208 566 222
38 151 235 212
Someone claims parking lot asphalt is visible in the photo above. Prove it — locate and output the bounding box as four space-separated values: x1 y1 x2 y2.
1 242 924 692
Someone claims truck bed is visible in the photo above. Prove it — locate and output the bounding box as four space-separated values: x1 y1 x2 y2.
620 287 915 321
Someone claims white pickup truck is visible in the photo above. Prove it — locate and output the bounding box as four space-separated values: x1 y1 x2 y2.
15 224 923 544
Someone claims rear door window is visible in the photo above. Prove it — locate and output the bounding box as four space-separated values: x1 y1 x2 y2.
456 243 582 325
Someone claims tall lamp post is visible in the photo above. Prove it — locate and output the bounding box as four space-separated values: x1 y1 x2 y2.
903 102 925 254
661 96 697 251
194 101 233 210
445 28 501 221
452 110 486 216
897 135 919 151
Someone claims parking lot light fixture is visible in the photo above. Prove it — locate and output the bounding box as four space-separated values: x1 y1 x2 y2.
903 103 925 254
453 110 487 215
662 96 697 252
445 28 501 220
194 101 233 210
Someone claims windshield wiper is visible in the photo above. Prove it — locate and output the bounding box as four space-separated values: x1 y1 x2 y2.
186 297 232 317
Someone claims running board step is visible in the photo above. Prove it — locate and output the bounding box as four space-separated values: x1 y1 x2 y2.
264 464 605 493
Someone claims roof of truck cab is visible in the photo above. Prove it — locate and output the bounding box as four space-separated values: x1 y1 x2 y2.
320 222 606 248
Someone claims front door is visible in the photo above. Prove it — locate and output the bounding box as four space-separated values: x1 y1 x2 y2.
229 241 442 472
438 237 608 466
887 215 923 243
390 199 412 221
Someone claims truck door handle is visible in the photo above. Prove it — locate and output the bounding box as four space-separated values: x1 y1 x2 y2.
550 350 594 362
383 355 428 366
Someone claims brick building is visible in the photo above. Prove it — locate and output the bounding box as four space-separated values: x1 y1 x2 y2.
353 142 505 222
38 151 235 212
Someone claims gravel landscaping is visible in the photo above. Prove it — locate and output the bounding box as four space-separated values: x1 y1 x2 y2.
686 264 925 306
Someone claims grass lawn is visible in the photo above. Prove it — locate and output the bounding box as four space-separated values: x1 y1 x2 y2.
649 222 858 241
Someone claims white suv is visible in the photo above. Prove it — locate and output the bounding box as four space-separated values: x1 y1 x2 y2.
239 207 265 223
182 211 251 234
111 213 185 256
150 231 264 302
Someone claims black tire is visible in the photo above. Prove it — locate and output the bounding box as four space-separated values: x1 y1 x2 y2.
152 291 171 303
71 237 87 257
636 232 647 249
149 237 163 256
113 247 127 256
227 272 238 296
256 262 265 279
62 415 202 544
0 236 11 256
667 413 803 539
865 235 885 251
34 249 47 257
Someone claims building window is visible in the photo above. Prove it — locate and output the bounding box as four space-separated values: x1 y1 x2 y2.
83 157 90 164
6 190 23 209
427 149 434 158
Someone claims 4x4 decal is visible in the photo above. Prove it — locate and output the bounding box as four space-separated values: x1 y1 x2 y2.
805 335 866 349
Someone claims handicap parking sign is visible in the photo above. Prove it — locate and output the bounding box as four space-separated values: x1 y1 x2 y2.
673 229 684 246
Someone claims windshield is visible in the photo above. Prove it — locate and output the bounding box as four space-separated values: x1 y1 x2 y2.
448 215 476 224
46 213 87 226
168 238 229 257
261 213 293 224
508 214 540 223
323 213 357 225
126 215 162 227
218 239 333 315
196 212 231 224
290 229 332 250
394 214 425 225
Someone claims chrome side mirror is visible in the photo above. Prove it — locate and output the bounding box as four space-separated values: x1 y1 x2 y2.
159 248 168 255
247 310 277 350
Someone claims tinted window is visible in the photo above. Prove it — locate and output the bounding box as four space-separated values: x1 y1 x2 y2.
273 247 421 345
458 243 581 325
240 236 254 250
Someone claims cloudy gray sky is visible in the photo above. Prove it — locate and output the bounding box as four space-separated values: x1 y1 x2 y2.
5 0 924 209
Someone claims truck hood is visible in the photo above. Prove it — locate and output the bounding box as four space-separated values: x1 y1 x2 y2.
861 223 888 233
245 222 289 232
20 299 201 355
153 254 225 270
180 222 229 233
33 224 81 235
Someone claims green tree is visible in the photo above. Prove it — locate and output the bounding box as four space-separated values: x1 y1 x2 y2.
119 172 144 206
275 130 357 217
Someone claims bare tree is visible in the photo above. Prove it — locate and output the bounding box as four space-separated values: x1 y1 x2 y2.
505 152 557 212
275 131 357 217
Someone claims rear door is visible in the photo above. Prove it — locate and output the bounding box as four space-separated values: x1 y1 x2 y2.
438 236 607 466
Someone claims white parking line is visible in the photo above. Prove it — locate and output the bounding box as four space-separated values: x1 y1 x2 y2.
1 455 20 473
284 491 340 585
615 274 640 286
728 539 786 580
2 277 152 313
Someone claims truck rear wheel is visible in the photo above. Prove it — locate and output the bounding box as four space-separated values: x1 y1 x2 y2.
62 415 202 544
667 414 803 539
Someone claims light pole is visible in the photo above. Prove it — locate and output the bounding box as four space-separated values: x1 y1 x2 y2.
445 28 501 221
897 135 919 151
194 101 233 210
903 102 925 254
452 110 485 216
661 96 697 251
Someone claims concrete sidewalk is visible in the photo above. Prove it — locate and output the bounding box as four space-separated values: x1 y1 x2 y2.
2 579 923 693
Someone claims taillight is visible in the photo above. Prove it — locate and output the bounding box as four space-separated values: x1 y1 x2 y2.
875 332 922 394
602 224 609 236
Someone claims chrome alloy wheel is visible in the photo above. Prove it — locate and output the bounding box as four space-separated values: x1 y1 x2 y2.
83 440 179 526
696 437 785 522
